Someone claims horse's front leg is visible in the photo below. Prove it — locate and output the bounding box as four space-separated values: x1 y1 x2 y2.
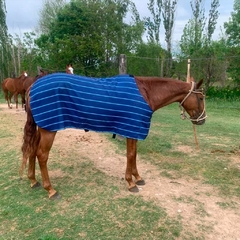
7 97 11 109
37 128 58 199
126 138 145 192
6 92 12 109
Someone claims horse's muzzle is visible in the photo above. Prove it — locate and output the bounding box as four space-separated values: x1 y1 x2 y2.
192 119 206 125
190 112 207 125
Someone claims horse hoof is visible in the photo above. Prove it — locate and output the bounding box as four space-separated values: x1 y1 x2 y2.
136 179 145 186
31 182 41 188
129 185 139 193
49 192 61 200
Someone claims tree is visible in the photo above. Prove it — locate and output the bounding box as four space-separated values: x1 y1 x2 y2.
37 0 67 34
224 0 240 46
144 0 179 76
162 0 177 54
179 0 222 89
207 0 220 42
162 0 178 76
35 0 144 76
145 0 163 44
0 0 7 41
0 0 9 80
127 42 167 76
224 0 240 86
190 0 205 51
180 0 219 55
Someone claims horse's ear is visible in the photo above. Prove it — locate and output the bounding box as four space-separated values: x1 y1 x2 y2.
196 79 204 89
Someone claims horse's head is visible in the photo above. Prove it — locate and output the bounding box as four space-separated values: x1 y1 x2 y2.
22 71 28 77
39 69 49 77
179 79 207 125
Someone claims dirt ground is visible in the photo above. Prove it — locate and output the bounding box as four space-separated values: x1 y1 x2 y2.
1 103 240 240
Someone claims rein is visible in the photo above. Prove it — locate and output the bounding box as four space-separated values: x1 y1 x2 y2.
179 81 207 122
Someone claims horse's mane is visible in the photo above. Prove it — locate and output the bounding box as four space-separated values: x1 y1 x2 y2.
135 76 187 90
134 76 189 111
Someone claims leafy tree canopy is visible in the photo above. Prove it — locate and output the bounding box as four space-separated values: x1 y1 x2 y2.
35 0 144 76
224 0 240 46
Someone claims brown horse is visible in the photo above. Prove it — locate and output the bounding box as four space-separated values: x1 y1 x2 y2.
1 71 28 109
23 69 49 91
19 74 206 199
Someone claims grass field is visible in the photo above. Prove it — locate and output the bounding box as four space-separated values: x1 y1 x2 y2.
0 98 239 239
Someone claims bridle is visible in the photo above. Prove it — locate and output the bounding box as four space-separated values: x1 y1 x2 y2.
179 81 207 122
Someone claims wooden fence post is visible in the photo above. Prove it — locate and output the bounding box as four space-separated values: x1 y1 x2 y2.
119 54 127 75
187 59 199 150
37 66 42 75
187 59 191 83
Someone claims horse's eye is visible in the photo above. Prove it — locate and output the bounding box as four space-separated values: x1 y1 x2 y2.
200 97 203 101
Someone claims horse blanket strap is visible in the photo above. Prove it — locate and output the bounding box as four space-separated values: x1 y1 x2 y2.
30 73 153 140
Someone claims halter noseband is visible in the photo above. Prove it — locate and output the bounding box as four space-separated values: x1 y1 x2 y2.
179 81 207 122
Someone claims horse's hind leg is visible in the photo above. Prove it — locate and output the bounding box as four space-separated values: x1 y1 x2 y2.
4 91 12 109
28 154 41 188
37 128 58 199
9 92 14 108
21 92 25 109
125 139 145 193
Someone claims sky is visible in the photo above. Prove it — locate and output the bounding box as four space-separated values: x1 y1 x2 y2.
5 0 234 47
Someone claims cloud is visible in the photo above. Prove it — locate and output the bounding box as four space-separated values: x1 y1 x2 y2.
5 0 234 42
6 0 42 36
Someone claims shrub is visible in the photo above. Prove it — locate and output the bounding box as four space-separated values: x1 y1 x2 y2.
206 86 240 101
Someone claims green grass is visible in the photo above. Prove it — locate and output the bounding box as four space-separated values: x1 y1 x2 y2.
0 150 181 240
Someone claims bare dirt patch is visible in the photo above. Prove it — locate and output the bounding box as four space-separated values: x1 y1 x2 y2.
1 103 240 240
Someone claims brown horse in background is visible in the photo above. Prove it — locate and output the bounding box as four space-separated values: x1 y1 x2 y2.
23 69 49 91
19 75 206 199
1 71 28 109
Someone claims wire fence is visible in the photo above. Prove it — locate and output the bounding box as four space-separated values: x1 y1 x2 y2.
1 53 238 89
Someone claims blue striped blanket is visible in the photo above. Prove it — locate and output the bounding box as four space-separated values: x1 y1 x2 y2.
30 73 153 140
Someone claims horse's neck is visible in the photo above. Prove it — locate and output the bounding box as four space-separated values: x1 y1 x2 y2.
136 78 189 111
16 74 26 81
20 76 26 82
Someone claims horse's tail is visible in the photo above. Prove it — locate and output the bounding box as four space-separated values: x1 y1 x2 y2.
19 91 40 178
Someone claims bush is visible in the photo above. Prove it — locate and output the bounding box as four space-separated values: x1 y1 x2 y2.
206 86 240 101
